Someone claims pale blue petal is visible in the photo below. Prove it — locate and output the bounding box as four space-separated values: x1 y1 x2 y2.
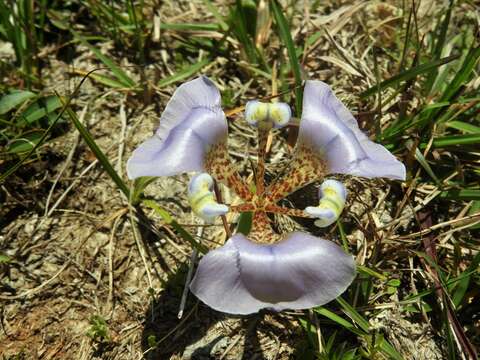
298 81 406 180
202 203 229 217
127 128 206 178
190 232 356 315
127 76 227 179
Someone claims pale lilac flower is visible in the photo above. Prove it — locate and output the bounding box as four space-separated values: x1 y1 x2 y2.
298 81 406 180
127 76 227 178
190 232 355 314
127 76 406 315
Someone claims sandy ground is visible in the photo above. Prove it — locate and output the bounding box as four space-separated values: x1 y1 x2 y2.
2 1 476 358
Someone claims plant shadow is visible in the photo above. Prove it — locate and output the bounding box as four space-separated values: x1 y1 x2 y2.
140 261 309 359
135 208 311 359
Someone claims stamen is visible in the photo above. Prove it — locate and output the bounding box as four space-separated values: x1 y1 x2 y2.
245 101 291 129
305 179 346 227
188 173 228 223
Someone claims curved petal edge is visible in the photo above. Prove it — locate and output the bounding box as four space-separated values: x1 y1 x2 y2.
127 76 227 179
190 232 356 315
298 80 406 180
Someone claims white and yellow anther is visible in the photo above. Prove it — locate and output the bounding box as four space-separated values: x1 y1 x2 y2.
305 180 347 228
245 101 291 129
188 173 229 223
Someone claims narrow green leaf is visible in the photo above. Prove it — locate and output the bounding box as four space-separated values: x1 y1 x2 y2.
64 106 130 198
414 148 441 185
82 72 129 89
0 91 36 114
446 120 480 134
201 0 229 31
357 265 387 281
157 58 211 88
467 201 480 229
160 22 221 32
439 189 480 201
336 219 349 252
0 69 102 182
271 0 303 114
22 95 62 124
73 31 136 88
229 0 260 65
7 131 44 153
360 55 459 98
424 0 454 93
425 133 480 148
401 270 477 304
315 307 365 336
452 252 480 307
441 45 480 102
171 221 208 254
141 199 173 223
379 340 404 360
316 306 403 360
0 104 61 182
141 201 208 254
131 177 157 205
336 297 370 333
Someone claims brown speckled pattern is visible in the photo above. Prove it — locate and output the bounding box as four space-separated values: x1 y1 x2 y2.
205 141 252 201
265 144 327 202
249 211 282 244
206 134 325 243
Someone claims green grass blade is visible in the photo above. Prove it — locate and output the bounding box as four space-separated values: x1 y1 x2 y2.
467 201 480 229
141 199 173 223
157 58 211 88
439 189 480 201
415 148 441 185
64 105 130 198
271 0 303 115
315 307 365 336
171 220 208 254
424 133 480 148
336 219 349 252
160 22 221 32
440 45 480 102
361 55 459 98
0 69 105 182
228 0 260 66
316 306 403 360
336 297 370 333
379 340 404 360
21 95 62 124
201 0 229 31
446 120 480 134
7 131 43 154
142 200 208 254
357 265 387 281
81 71 129 88
424 0 454 94
452 252 480 307
73 31 136 88
131 177 157 205
0 90 36 114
